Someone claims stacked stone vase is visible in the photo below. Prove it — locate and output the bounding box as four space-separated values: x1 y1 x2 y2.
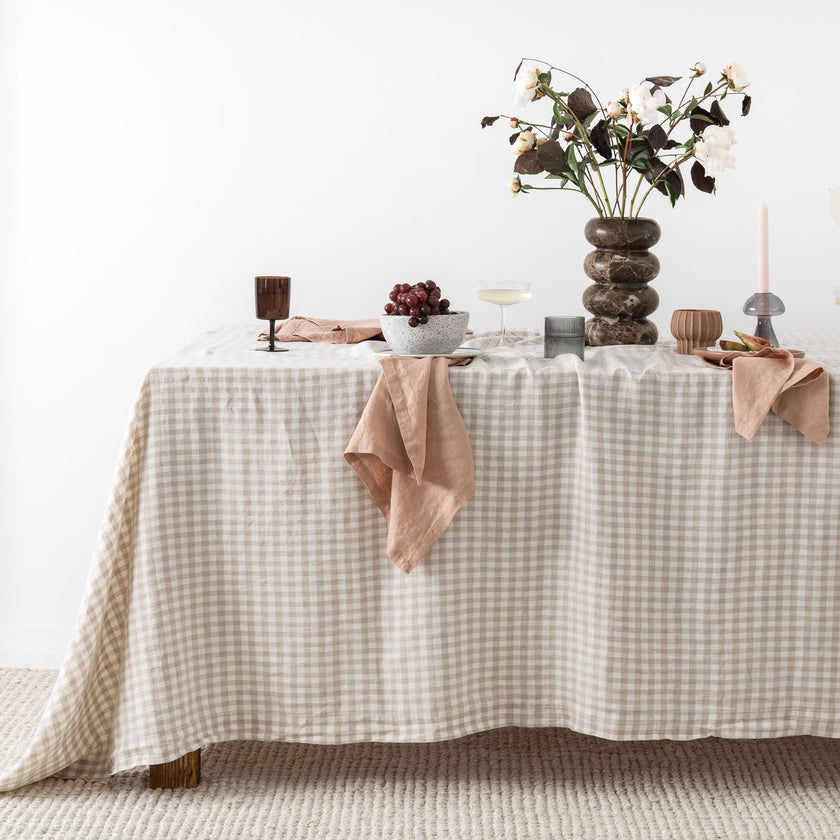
582 218 661 346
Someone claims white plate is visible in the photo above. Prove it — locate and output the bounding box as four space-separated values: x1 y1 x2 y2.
372 346 483 360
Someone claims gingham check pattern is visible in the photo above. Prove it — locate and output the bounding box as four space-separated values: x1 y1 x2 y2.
2 326 839 790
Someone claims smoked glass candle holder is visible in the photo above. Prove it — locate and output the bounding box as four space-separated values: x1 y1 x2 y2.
743 292 784 348
255 276 291 352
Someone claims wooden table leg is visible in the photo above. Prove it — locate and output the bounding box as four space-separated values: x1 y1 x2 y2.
149 749 201 788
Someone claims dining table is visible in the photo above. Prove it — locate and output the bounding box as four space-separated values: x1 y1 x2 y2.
1 324 839 791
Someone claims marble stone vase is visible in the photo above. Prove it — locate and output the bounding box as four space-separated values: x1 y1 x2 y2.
582 217 661 346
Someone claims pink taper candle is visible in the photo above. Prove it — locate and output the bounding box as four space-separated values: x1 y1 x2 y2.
757 200 770 293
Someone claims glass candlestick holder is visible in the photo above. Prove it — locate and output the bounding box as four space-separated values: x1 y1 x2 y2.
743 292 785 348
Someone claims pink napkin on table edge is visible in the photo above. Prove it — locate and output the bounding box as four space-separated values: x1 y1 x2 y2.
693 347 830 443
344 355 475 573
258 316 383 344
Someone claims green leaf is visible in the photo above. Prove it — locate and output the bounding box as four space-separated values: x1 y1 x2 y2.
704 82 713 96
552 103 573 126
659 104 672 118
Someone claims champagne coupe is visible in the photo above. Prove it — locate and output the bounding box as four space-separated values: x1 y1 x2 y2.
255 276 290 352
476 280 532 346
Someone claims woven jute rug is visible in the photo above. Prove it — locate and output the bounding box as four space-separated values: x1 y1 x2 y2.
2 669 840 839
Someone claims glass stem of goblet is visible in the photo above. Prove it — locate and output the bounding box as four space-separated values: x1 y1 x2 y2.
268 319 276 351
498 305 508 347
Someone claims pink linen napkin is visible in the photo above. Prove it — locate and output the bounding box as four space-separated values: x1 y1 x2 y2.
259 316 383 344
693 347 830 443
344 355 475 573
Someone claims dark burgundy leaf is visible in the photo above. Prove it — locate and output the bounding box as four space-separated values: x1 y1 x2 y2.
536 140 569 174
509 132 520 145
689 106 715 134
567 88 597 120
513 60 523 81
629 136 654 157
664 139 680 149
645 75 681 87
670 165 685 198
513 149 544 175
589 121 612 159
742 95 752 116
709 100 729 126
549 124 560 142
481 115 500 128
644 159 684 200
645 159 668 193
690 160 716 194
648 124 668 151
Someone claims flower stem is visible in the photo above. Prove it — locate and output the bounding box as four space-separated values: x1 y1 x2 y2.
634 150 694 215
541 88 610 216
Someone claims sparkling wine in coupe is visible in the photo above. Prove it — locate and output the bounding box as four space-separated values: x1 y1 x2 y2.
476 288 533 306
476 280 532 346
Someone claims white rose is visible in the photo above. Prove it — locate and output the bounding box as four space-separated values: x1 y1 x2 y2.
509 118 519 129
724 61 750 91
694 125 737 175
507 175 522 196
606 100 624 120
512 64 543 108
513 130 537 155
627 84 666 125
693 61 707 75
618 87 630 103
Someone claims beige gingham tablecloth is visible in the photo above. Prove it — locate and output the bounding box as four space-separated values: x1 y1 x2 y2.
2 326 840 790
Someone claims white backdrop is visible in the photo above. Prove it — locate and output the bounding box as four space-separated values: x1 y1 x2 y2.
2 0 839 666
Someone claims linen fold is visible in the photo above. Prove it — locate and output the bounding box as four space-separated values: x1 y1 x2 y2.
694 347 829 443
259 316 382 344
344 355 475 573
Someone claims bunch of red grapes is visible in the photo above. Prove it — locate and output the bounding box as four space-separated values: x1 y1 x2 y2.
384 281 452 328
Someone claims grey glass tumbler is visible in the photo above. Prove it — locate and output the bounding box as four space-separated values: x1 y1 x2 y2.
545 316 585 360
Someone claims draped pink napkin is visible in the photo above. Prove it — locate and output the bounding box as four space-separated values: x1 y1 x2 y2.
693 347 830 443
344 355 475 573
259 316 382 344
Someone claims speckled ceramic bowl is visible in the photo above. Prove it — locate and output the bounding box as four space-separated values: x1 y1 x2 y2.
379 311 470 355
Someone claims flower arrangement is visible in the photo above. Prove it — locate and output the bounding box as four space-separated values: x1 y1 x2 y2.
481 59 752 219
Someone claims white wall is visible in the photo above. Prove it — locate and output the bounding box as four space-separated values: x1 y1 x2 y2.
2 0 839 667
